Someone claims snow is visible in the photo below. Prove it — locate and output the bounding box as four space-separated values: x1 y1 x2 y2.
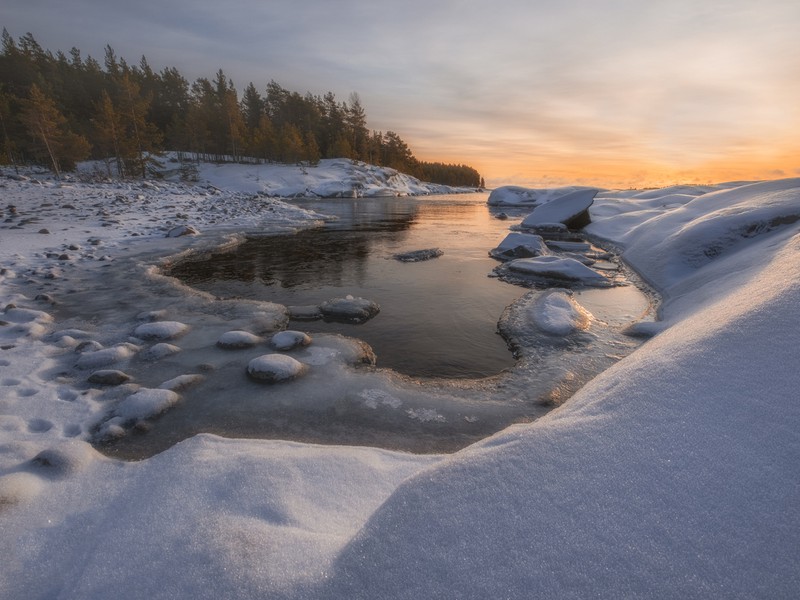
1 161 799 599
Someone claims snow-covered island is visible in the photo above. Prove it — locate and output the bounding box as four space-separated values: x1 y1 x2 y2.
1 159 799 599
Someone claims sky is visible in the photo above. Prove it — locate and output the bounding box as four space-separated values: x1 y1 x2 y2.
2 0 799 188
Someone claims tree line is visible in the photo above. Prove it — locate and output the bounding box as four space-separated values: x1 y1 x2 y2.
0 30 484 187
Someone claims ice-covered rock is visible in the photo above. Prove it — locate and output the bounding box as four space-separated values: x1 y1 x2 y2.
133 321 189 341
270 330 312 350
320 296 380 324
166 225 199 237
393 248 443 262
75 345 136 369
521 189 597 230
143 343 181 360
158 374 205 392
489 233 549 261
1 307 54 324
507 256 610 286
530 290 593 335
246 354 308 383
114 388 180 421
88 370 132 385
487 185 592 207
216 330 262 349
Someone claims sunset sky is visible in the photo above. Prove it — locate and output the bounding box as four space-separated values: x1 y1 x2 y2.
2 0 798 188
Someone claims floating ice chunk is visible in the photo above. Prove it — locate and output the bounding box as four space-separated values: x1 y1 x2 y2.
320 296 380 324
508 256 610 286
247 354 308 383
114 388 180 421
75 345 136 369
270 330 312 350
217 330 262 349
530 290 593 335
522 189 597 230
133 321 189 341
393 248 443 262
490 233 549 260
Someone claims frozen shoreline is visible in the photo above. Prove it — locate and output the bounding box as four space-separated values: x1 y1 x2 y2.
1 164 799 598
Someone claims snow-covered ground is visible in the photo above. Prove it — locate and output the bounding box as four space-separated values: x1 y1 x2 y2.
1 161 799 599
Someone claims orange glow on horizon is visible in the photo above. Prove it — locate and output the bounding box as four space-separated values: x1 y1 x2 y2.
413 144 800 190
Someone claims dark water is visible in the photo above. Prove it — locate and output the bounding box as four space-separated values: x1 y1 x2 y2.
169 194 526 378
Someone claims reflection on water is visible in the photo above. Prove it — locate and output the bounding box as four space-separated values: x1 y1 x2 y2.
169 194 525 378
49 193 655 459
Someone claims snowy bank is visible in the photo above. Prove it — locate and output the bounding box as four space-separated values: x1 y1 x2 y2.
1 167 799 599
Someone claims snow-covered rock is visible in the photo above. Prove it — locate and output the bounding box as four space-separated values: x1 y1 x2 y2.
487 185 593 207
114 388 181 421
75 345 136 369
246 354 308 383
489 232 549 260
506 255 611 286
530 290 593 335
133 321 189 341
521 188 597 229
269 330 312 351
87 370 132 385
216 330 262 349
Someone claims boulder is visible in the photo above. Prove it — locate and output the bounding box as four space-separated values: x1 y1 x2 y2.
521 189 597 230
247 354 308 383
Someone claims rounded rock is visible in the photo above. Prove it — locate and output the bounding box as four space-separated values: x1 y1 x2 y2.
269 330 312 351
216 330 262 349
247 354 308 383
88 370 132 385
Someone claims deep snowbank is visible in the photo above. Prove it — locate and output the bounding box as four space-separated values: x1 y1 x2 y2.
1 167 799 599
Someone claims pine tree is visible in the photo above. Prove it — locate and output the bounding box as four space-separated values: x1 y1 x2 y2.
92 90 125 177
115 74 162 177
20 83 89 176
